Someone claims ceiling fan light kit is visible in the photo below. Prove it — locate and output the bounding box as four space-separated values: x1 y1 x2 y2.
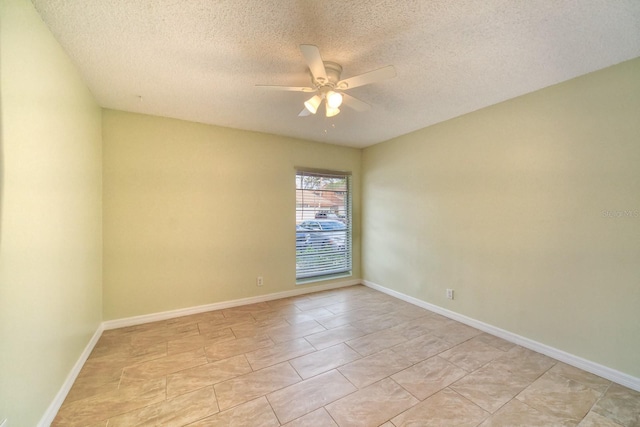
326 91 343 109
325 106 340 118
304 94 323 114
257 44 396 119
302 88 343 116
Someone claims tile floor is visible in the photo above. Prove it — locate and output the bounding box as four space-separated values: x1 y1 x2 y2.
53 285 640 426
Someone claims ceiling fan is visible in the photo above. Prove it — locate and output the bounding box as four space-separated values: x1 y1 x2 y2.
256 44 396 118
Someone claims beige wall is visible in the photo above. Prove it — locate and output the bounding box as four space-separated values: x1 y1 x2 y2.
0 0 103 425
362 58 640 378
102 110 361 320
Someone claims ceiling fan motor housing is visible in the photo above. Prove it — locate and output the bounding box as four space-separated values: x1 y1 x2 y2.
313 61 343 89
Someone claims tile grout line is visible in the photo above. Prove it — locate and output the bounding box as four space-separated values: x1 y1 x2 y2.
262 393 282 425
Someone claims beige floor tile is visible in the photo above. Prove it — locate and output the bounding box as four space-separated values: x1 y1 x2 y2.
304 324 366 350
197 316 255 336
490 345 557 381
439 337 507 371
167 327 235 355
217 308 255 319
323 300 368 315
315 309 370 329
250 304 303 322
108 386 218 426
266 295 308 309
346 328 409 356
549 362 611 394
431 322 482 345
229 318 290 339
392 356 467 400
293 295 343 311
102 321 161 336
387 302 431 320
351 312 414 334
386 315 441 340
392 388 489 426
267 319 327 343
289 342 361 379
338 348 413 388
166 354 252 398
87 343 129 362
122 326 199 356
129 322 201 346
163 310 225 328
121 348 207 385
450 361 533 413
473 333 517 352
410 311 458 331
188 396 280 426
516 371 601 422
325 378 418 427
347 304 388 316
64 377 120 404
284 307 334 324
245 337 316 370
282 408 338 427
203 334 274 362
390 333 454 364
479 398 575 427
268 370 356 424
578 411 626 427
52 378 166 426
128 341 168 363
64 352 133 402
218 311 259 322
214 362 301 410
591 383 640 427
83 346 165 379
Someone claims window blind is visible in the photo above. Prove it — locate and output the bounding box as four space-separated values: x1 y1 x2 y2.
295 169 352 280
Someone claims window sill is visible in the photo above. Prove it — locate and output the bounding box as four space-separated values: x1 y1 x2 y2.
296 272 352 285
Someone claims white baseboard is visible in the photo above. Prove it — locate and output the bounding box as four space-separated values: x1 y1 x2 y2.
363 280 640 392
103 278 361 330
38 323 104 427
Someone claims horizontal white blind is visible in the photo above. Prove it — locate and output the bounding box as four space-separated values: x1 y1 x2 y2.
296 170 352 280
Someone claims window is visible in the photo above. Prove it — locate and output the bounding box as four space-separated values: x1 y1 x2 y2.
296 169 352 281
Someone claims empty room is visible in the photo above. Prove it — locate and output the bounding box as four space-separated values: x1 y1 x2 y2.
1 0 639 426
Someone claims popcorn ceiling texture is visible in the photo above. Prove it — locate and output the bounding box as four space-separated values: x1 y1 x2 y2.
32 0 640 147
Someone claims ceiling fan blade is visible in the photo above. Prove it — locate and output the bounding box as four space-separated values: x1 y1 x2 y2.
341 93 371 112
300 44 328 83
298 107 312 117
337 65 396 90
255 85 315 92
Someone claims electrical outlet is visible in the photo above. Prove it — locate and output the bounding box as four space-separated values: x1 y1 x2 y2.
446 289 454 300
256 276 263 286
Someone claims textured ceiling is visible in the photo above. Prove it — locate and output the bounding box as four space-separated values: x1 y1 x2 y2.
32 0 640 148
